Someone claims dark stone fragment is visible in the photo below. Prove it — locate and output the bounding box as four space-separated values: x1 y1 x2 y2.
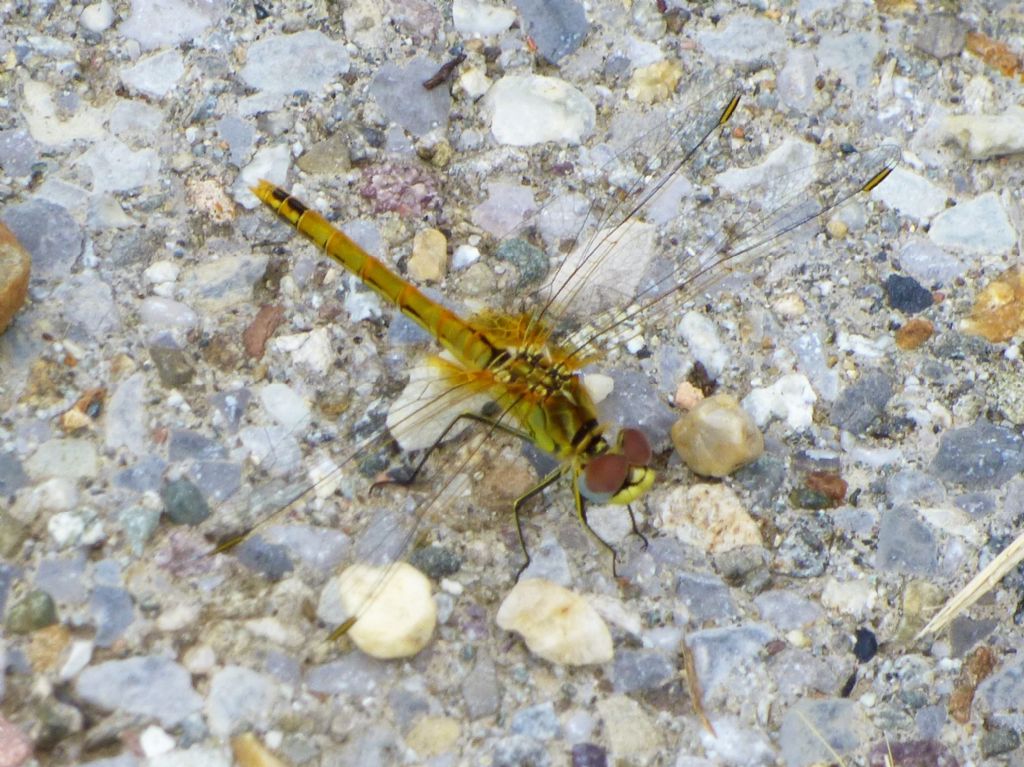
885 274 933 314
408 545 461 579
913 14 967 60
513 0 589 63
930 419 1024 490
149 345 195 387
572 743 607 767
235 536 294 580
160 478 211 525
868 739 960 767
831 370 894 435
980 727 1020 758
853 627 878 662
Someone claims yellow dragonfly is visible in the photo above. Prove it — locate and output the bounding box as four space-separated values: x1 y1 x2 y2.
236 89 896 648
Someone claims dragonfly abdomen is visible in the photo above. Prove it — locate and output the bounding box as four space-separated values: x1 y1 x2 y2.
252 180 500 373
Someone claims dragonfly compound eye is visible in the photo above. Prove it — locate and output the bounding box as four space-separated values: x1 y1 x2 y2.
579 453 630 503
619 428 652 467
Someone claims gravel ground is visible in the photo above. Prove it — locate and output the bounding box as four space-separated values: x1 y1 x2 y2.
2 1 1024 766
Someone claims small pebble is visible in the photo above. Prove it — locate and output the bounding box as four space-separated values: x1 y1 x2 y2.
885 274 933 314
514 0 589 63
626 59 682 103
671 393 764 478
149 345 195 386
161 478 211 525
595 695 662 764
75 655 203 727
496 579 612 665
895 317 934 350
6 589 58 634
913 13 967 59
405 715 461 758
0 715 32 767
452 0 516 36
408 228 447 282
852 627 878 662
338 562 436 659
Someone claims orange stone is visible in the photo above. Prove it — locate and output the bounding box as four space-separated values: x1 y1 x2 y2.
895 317 935 350
962 265 1024 343
0 222 31 334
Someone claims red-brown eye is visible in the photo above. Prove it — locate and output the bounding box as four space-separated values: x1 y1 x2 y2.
579 454 629 502
620 428 652 467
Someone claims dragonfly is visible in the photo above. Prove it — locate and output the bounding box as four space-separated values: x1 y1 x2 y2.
236 87 896 650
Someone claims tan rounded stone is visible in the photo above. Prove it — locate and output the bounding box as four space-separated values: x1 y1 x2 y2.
672 393 764 477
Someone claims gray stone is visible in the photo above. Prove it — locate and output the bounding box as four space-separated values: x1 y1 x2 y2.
513 0 589 63
510 702 560 741
370 57 451 137
675 572 736 622
914 14 967 60
1 200 83 278
612 649 675 694
830 370 893 435
75 656 202 727
930 420 1024 490
875 508 938 575
160 478 211 526
90 586 134 648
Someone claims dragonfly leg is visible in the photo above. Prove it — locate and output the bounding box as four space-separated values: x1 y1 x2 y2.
626 504 650 550
372 411 533 492
573 482 622 578
512 466 567 580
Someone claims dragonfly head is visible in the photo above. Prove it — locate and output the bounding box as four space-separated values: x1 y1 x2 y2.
578 427 656 505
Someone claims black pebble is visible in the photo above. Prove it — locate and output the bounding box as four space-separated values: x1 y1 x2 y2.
885 274 933 314
853 626 878 662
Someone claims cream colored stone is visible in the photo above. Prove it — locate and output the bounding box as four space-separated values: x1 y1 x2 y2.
339 562 436 659
655 483 763 553
596 695 663 763
408 228 447 282
405 715 461 757
627 59 683 104
671 393 764 478
496 579 612 665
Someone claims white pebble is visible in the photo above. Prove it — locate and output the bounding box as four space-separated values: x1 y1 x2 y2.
582 373 614 404
452 244 481 270
338 563 436 659
486 75 595 147
496 579 612 665
139 725 176 757
941 108 1024 160
742 373 817 431
677 311 728 378
48 510 87 547
257 382 312 433
143 259 181 286
183 644 217 675
79 0 114 32
453 0 516 36
59 639 94 681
